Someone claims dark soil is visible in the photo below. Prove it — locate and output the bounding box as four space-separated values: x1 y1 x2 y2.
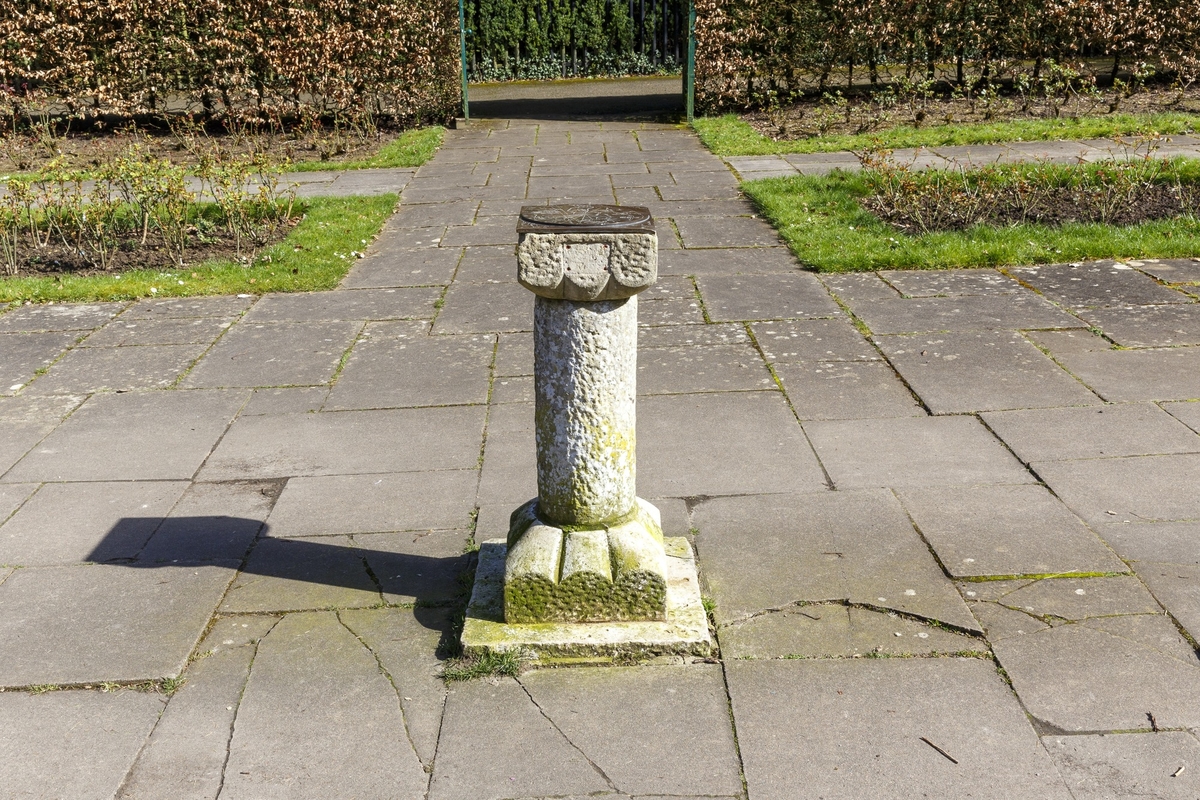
5 220 297 279
0 120 402 174
744 85 1200 141
864 182 1199 232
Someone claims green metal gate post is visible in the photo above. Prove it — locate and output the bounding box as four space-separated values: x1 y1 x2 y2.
458 0 470 121
685 0 695 122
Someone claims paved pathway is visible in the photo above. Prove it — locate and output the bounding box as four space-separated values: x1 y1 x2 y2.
726 134 1200 178
2 118 1200 799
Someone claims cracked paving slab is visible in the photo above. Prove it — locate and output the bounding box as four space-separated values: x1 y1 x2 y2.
980 576 1200 731
219 611 428 799
727 658 1072 800
118 615 279 799
431 665 741 800
719 603 988 659
1043 731 1200 799
692 489 978 632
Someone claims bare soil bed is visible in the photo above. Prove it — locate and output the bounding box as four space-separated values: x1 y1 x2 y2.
0 122 404 174
744 85 1200 141
864 181 1198 233
5 220 297 279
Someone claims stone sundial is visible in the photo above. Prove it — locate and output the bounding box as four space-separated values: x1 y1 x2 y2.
459 204 712 662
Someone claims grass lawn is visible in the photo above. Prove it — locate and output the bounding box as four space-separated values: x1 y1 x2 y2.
694 113 1200 157
288 127 445 172
0 194 398 304
743 171 1200 272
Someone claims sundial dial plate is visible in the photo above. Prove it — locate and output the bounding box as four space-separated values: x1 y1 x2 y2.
518 204 654 234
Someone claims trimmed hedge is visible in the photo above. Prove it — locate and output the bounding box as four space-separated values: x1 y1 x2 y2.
694 0 1200 113
0 0 461 126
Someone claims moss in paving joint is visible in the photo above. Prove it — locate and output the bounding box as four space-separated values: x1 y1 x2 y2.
959 570 1130 583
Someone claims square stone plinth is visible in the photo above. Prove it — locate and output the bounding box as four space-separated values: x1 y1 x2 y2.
461 538 711 663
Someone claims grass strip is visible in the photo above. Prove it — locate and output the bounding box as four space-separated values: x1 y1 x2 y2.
0 194 397 303
693 113 1200 157
287 127 444 172
743 170 1200 272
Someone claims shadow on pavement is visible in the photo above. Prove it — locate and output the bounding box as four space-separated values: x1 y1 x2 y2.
87 516 466 637
469 92 683 121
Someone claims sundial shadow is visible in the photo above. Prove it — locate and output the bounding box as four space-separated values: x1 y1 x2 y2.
85 516 467 637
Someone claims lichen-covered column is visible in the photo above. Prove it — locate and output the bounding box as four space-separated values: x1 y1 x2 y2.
506 205 667 624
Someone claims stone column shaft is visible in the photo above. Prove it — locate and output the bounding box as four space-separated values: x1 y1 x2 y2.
534 295 637 527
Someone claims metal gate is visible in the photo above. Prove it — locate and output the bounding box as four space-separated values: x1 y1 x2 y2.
457 0 696 120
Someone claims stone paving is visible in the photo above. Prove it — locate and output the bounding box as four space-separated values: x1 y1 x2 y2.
725 134 1200 179
1 117 1200 799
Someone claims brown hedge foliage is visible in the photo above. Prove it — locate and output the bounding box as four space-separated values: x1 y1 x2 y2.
0 0 461 126
694 0 1200 113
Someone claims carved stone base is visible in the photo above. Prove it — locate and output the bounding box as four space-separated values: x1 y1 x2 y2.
460 537 712 664
504 498 667 624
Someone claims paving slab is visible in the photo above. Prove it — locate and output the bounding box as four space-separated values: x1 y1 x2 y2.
0 690 164 800
1135 562 1200 643
657 245 796 275
0 330 78 394
519 665 743 796
340 607 449 767
355 529 470 605
638 322 749 348
877 331 1099 413
880 268 1022 297
238 386 330 416
636 343 775 394
242 288 441 323
1036 344 1200 402
720 604 987 659
839 291 1085 335
0 302 124 332
392 200 480 228
1010 262 1190 309
0 394 84 477
325 333 493 409
1136 258 1200 284
199 405 485 480
1163 400 1200 434
28 342 208 394
774 360 925 420
182 320 361 388
1033 454 1200 525
220 612 428 800
138 480 277 564
0 482 36 526
637 391 828 498
1098 521 1200 565
805 415 1035 489
672 215 781 248
752 318 878 362
1082 303 1200 347
435 280 532 334
693 489 976 630
1043 732 1200 800
267 470 477 538
218 536 380 612
0 480 188 566
696 272 840 321
993 622 1200 732
119 295 253 319
897 485 1126 578
118 615 278 800
490 374 532 404
490 333 531 380
967 600 1051 641
0 563 234 686
983 403 1200 463
341 245 463 288
430 677 612 800
726 659 1071 800
6 389 247 482
995 575 1163 619
82 315 233 348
